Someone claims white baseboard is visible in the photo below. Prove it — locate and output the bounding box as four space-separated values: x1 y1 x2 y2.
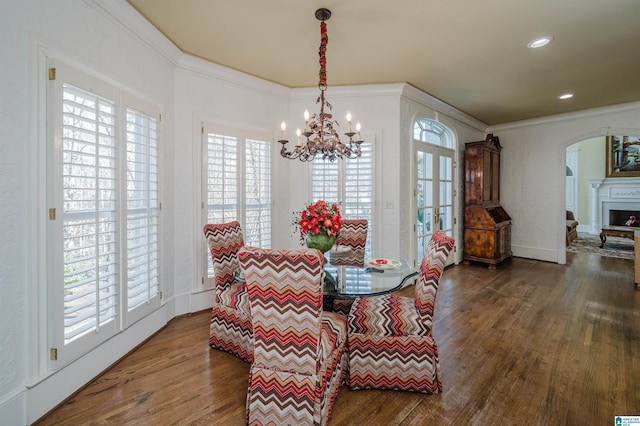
20 288 217 424
0 391 25 426
24 305 172 424
511 244 560 263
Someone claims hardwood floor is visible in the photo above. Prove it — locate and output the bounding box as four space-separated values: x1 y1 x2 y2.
35 252 640 425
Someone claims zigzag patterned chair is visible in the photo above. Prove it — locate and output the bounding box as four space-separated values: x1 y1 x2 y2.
203 222 253 362
329 219 369 316
330 219 368 266
239 246 347 426
347 231 454 393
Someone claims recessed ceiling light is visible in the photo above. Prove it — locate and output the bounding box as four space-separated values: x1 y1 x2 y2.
558 93 574 100
527 36 554 49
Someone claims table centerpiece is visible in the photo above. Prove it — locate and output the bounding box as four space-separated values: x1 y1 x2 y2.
296 200 342 253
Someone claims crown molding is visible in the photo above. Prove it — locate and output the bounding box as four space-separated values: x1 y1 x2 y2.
488 100 640 132
175 55 290 99
89 0 182 66
400 84 488 131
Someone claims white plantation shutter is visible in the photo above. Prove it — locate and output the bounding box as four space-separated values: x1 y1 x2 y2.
344 143 373 223
125 108 160 318
312 143 374 257
244 139 271 247
49 61 162 366
312 159 339 203
207 133 238 223
60 82 119 351
203 127 272 283
313 145 374 294
205 132 238 279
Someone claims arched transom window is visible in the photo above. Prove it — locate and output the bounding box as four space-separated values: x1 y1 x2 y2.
414 118 454 148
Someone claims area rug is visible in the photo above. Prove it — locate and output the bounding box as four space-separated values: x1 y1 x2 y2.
567 233 634 260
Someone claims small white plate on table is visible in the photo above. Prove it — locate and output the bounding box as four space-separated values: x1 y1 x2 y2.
365 258 402 270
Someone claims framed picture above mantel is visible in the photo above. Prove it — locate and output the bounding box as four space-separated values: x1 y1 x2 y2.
606 135 640 178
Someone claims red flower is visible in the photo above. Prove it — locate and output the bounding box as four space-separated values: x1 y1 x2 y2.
293 200 342 243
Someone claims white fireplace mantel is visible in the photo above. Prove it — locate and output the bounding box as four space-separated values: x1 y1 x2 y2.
588 177 640 234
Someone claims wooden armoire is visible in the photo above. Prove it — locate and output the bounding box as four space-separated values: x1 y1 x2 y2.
463 134 512 269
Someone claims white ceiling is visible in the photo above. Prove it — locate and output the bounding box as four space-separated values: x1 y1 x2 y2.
126 0 640 126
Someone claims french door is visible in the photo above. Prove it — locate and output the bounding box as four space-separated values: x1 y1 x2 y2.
415 143 455 266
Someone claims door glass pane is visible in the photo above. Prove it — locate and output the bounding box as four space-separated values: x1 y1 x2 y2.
439 156 453 235
440 155 452 181
416 152 433 262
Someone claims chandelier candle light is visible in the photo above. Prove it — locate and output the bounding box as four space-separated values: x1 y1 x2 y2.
279 8 363 162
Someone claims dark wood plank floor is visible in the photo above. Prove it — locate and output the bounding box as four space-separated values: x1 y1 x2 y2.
35 252 640 425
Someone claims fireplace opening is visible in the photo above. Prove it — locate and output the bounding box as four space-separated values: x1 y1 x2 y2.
609 209 640 227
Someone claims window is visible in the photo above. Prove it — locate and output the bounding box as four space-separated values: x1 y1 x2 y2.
59 82 118 350
48 60 162 366
202 125 271 283
312 143 374 292
311 142 374 233
125 107 160 321
205 133 238 224
244 139 272 247
414 119 454 148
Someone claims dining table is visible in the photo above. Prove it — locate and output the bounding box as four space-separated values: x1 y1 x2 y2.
322 255 418 311
234 250 418 313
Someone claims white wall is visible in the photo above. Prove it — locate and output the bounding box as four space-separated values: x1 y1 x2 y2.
172 55 290 312
0 2 29 424
2 0 180 423
489 103 640 264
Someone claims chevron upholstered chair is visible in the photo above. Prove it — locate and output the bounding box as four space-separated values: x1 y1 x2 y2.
203 222 253 362
347 230 454 393
329 219 369 316
330 219 368 267
239 246 347 426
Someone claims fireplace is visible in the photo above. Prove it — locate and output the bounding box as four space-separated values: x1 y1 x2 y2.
588 177 640 234
609 209 640 227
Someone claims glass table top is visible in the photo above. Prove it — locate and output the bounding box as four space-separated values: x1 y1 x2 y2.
324 258 417 298
234 257 417 299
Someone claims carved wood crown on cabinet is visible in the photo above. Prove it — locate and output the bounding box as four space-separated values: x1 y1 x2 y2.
463 134 512 269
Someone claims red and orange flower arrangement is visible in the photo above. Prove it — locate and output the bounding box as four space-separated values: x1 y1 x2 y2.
296 200 342 251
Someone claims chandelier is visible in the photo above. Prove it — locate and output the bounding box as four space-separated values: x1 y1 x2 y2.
279 8 363 162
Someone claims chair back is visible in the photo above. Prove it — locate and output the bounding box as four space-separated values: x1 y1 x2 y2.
239 247 325 375
414 231 454 323
203 221 244 291
332 219 368 266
